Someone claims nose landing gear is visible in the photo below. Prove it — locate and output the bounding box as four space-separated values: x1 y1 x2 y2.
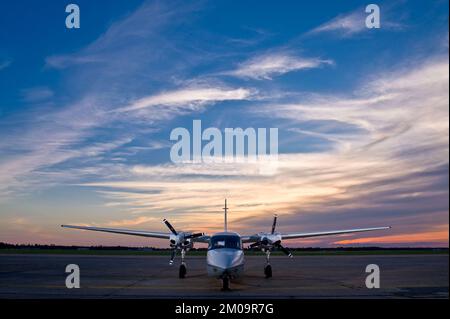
178 248 187 278
221 277 230 291
264 249 272 278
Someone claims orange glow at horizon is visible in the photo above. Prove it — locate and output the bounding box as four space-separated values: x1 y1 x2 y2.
334 230 449 246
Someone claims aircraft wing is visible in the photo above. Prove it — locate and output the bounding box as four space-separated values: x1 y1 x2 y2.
193 235 211 243
279 226 391 240
61 224 171 239
241 226 391 243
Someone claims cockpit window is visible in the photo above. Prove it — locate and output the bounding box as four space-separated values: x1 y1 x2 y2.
209 235 241 250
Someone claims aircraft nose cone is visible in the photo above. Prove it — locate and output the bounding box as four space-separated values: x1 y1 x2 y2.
208 249 244 270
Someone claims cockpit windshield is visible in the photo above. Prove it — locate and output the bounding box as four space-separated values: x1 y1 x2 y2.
209 235 242 250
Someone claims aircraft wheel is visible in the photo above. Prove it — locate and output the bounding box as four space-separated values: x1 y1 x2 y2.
221 277 230 291
264 264 272 278
179 264 187 278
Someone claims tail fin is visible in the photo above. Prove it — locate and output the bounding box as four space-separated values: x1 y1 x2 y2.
223 199 228 232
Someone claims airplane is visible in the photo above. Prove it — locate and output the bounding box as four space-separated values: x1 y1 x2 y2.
62 199 391 290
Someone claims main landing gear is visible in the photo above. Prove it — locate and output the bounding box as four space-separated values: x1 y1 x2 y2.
179 249 187 278
264 249 272 278
179 264 186 278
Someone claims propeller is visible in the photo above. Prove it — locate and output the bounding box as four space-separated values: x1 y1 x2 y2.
249 238 269 248
163 218 204 265
270 214 292 257
273 241 293 258
248 214 293 258
248 241 260 249
271 214 277 234
163 219 179 265
163 219 178 235
185 233 204 239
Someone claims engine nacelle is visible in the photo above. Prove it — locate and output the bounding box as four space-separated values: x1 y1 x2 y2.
259 233 282 247
169 233 181 247
169 232 195 250
182 238 194 250
249 215 293 257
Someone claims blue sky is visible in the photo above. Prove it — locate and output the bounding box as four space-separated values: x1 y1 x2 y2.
0 0 448 247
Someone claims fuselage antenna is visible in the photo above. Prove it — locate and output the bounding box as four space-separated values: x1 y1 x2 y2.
223 199 228 232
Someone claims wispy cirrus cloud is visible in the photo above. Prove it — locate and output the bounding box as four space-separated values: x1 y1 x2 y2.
308 8 403 37
21 87 54 103
0 118 133 197
225 52 333 80
74 55 448 246
309 11 367 36
0 1 245 197
106 215 159 227
118 86 254 112
0 59 12 70
45 1 201 70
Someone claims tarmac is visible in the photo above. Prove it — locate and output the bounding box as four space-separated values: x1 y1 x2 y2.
0 254 448 298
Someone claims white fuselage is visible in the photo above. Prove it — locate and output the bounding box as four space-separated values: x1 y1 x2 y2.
206 232 245 279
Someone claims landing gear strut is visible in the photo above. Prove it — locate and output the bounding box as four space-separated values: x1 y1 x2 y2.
264 249 272 278
221 277 230 291
179 249 187 278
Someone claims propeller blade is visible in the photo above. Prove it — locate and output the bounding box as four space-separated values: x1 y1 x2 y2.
248 241 261 249
249 237 268 249
271 214 278 234
163 219 178 235
185 232 204 239
276 244 293 258
169 248 177 265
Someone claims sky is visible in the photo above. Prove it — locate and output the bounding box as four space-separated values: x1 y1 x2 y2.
0 0 448 248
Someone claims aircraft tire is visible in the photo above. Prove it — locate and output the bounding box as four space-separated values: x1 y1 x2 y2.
264 264 272 278
179 264 187 278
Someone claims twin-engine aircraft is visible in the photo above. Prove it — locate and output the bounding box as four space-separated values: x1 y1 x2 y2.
62 200 390 290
